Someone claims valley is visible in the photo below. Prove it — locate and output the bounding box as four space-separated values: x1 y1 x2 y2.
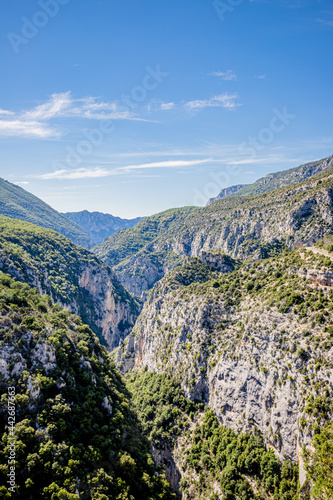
0 156 333 499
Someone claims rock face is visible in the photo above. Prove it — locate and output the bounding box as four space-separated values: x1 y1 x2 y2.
206 184 248 206
116 251 333 468
95 169 333 297
0 216 140 350
199 251 235 273
63 210 143 245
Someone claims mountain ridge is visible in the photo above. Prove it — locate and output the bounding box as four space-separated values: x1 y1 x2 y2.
0 178 94 248
207 154 333 205
0 215 140 349
63 210 143 245
94 164 333 297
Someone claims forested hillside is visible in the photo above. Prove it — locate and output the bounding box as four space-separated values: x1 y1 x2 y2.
95 168 333 297
0 272 175 499
0 178 93 248
0 216 139 350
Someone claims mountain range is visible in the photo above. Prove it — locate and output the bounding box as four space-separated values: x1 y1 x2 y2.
1 154 333 499
207 154 333 205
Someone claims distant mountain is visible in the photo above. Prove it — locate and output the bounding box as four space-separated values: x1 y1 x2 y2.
0 178 93 248
207 154 333 205
62 210 143 245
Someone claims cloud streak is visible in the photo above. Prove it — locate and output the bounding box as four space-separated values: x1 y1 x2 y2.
211 70 237 81
0 92 140 139
39 159 212 180
185 93 240 111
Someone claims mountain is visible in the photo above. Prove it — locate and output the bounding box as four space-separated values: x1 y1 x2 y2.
0 272 176 500
0 178 93 248
0 215 140 349
206 184 248 205
126 370 299 499
207 154 333 205
94 166 333 297
116 244 333 497
62 210 143 245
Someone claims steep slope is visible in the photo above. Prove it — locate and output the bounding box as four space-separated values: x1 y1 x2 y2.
95 169 333 297
207 154 333 205
62 210 143 245
126 371 299 499
116 248 333 485
0 273 175 500
0 216 139 350
0 178 93 248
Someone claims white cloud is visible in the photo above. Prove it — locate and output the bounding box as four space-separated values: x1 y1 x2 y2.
39 159 212 180
40 167 110 180
0 92 141 139
22 92 73 120
147 99 176 112
0 108 14 116
119 159 211 172
160 102 175 110
185 93 240 111
0 120 59 138
211 70 237 81
13 181 30 185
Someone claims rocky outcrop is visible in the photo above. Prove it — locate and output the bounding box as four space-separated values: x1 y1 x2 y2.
116 250 333 468
206 184 248 206
199 251 235 273
0 216 140 350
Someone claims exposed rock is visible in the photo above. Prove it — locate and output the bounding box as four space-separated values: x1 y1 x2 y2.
116 250 333 468
95 169 333 297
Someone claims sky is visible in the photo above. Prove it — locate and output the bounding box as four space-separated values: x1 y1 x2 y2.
0 0 332 218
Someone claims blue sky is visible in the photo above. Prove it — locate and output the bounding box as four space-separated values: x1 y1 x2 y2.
0 0 332 217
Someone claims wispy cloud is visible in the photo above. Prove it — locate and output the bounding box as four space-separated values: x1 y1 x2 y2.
0 108 14 116
185 93 240 111
211 70 237 81
39 159 212 180
0 119 59 138
317 17 333 27
0 92 140 139
147 99 176 112
40 167 110 180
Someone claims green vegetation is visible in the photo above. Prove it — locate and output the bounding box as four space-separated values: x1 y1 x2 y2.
214 155 333 200
304 423 333 500
0 273 175 499
125 371 298 500
94 166 333 296
0 215 139 345
94 206 199 268
0 178 93 248
182 410 298 500
126 369 199 446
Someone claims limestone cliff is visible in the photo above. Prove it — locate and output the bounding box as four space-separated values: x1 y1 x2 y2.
116 250 333 477
0 215 140 350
